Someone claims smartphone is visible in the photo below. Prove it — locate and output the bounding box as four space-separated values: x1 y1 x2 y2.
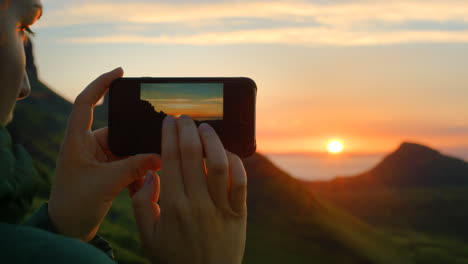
108 77 257 158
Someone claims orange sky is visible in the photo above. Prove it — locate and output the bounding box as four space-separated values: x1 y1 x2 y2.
256 103 468 154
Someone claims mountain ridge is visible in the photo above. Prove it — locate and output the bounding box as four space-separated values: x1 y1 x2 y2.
309 141 468 190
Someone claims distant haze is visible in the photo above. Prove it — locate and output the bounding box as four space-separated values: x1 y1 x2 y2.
265 153 384 181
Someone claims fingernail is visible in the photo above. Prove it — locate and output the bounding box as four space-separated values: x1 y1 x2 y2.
179 115 191 120
199 123 214 133
164 115 176 124
145 171 154 185
111 67 122 73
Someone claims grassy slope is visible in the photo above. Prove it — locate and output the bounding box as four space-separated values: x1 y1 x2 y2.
243 154 411 264
309 184 468 263
310 187 468 236
305 144 468 263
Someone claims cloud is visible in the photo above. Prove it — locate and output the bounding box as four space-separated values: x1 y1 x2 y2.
159 103 198 109
39 0 468 46
64 28 468 46
39 1 468 26
148 98 223 103
200 98 223 103
148 99 192 102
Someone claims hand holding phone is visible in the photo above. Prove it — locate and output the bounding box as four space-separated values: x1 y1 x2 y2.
131 114 247 264
49 68 162 242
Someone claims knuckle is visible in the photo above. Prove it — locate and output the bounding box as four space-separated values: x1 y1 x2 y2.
182 141 201 157
235 204 248 217
191 200 215 216
231 153 243 165
209 161 229 176
130 162 146 180
164 199 188 219
73 93 87 106
100 73 113 83
132 192 146 207
222 205 242 218
232 179 248 192
162 144 179 160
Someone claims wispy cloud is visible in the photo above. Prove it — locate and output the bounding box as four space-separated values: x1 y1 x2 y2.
148 99 192 102
64 28 468 46
39 1 468 26
39 0 468 46
200 98 223 103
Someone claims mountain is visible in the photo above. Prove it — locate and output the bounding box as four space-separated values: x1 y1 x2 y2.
242 154 411 264
306 143 468 263
9 40 412 264
310 142 468 190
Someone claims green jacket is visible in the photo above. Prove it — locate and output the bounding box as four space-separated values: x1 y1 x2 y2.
0 125 116 263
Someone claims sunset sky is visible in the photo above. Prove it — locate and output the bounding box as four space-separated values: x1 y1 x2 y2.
141 83 223 119
31 0 468 158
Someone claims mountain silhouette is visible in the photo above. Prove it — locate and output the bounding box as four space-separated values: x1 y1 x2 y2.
310 142 468 190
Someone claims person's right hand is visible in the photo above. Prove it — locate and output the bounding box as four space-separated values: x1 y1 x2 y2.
131 115 247 264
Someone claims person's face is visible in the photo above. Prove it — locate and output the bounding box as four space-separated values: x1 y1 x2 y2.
0 0 42 126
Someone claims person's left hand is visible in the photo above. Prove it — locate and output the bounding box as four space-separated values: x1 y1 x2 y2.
48 67 161 242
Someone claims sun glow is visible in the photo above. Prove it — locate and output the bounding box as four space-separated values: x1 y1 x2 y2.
327 140 344 154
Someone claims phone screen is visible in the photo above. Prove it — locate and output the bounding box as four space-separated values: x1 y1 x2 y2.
109 78 256 157
140 83 224 129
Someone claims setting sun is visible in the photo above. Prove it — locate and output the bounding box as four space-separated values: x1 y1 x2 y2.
327 140 344 154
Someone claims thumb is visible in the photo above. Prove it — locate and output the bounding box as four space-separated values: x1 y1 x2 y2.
109 153 161 188
132 171 161 246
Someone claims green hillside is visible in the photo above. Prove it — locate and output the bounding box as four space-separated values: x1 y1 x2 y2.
242 154 411 264
307 144 468 264
11 40 412 264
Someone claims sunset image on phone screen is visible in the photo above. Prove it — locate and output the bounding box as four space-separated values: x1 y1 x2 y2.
141 83 223 121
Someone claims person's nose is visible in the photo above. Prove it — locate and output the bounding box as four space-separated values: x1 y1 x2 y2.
18 72 31 100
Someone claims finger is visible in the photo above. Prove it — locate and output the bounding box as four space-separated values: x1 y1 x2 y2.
68 67 124 135
177 115 209 200
132 171 160 246
160 115 185 203
93 127 110 151
227 152 247 215
93 127 127 162
198 123 230 212
107 153 161 189
128 177 144 198
75 67 124 108
88 128 109 163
